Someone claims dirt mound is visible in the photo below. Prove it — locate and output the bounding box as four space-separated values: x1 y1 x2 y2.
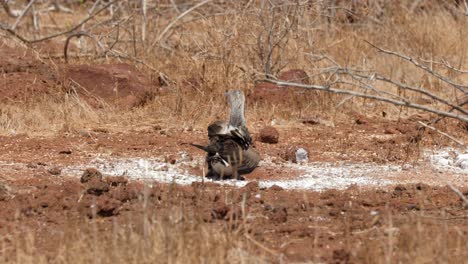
250 69 316 103
64 63 157 108
0 44 60 102
0 43 158 108
278 69 310 84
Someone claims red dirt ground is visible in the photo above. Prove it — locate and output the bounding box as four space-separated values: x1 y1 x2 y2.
0 42 467 262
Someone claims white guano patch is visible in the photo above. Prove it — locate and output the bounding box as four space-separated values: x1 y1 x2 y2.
34 148 468 191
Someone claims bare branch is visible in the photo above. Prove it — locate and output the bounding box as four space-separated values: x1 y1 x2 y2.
364 40 468 94
1 0 120 44
64 32 104 63
11 0 38 30
336 68 468 116
151 0 213 48
141 0 147 42
262 78 468 123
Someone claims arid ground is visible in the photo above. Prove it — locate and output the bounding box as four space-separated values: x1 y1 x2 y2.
0 1 467 263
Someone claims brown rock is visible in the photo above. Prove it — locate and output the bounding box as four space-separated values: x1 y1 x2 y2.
269 185 284 191
81 168 103 183
58 149 72 154
300 117 321 125
110 182 144 202
0 183 11 201
259 126 279 144
105 175 128 186
211 201 230 220
85 177 109 196
269 206 288 223
96 196 121 217
165 155 177 164
48 167 62 176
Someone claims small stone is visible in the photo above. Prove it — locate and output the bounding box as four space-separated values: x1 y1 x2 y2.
85 177 110 196
355 118 368 125
270 206 288 223
26 163 37 169
59 149 72 154
295 148 309 163
81 168 103 183
384 128 398 134
258 126 279 144
402 163 413 170
455 154 468 170
281 146 310 163
105 176 128 186
165 155 177 164
96 196 121 217
48 167 62 176
0 183 12 201
269 185 283 191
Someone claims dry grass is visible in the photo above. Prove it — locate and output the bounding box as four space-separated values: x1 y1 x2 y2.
2 204 467 264
1 212 264 264
0 0 467 135
0 1 467 263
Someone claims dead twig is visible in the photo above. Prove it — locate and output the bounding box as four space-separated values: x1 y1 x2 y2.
244 234 279 256
64 32 104 63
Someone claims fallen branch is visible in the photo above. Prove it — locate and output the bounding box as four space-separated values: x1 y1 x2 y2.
417 121 465 147
262 78 468 123
2 0 20 17
448 184 468 208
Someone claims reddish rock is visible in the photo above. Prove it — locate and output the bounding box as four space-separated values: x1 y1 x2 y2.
269 185 284 191
259 126 279 144
279 69 309 84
